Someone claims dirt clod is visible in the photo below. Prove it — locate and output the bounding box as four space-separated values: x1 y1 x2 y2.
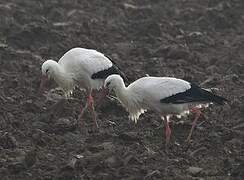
187 166 203 176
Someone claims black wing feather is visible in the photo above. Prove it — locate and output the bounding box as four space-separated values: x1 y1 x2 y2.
160 83 227 105
91 56 128 81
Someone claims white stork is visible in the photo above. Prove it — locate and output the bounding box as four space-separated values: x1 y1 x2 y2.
104 75 227 146
40 47 126 129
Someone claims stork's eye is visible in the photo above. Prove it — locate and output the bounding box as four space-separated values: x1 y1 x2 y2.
46 69 49 73
106 82 111 87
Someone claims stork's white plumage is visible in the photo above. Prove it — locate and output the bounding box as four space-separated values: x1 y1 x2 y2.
104 75 227 146
41 47 126 129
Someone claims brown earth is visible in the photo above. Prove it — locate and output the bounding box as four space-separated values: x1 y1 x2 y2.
0 0 244 179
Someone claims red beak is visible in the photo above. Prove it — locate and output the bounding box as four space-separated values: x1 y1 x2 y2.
39 75 49 92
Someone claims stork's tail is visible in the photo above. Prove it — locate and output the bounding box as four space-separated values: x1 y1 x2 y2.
201 88 228 105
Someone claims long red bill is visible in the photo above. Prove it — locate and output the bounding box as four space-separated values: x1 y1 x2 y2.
39 75 49 92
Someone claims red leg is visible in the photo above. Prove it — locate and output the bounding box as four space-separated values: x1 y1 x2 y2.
95 87 109 107
78 91 92 128
87 92 98 129
162 116 172 148
78 103 88 128
165 116 172 147
87 93 94 106
186 108 201 142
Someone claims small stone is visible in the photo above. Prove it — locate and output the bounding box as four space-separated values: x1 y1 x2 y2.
123 154 141 165
0 43 7 48
187 166 203 175
104 156 117 167
145 170 161 179
56 118 71 125
24 149 37 168
32 121 48 129
87 145 104 153
66 157 78 169
54 117 76 133
31 129 47 147
101 142 115 151
118 132 140 142
233 123 244 130
166 46 190 60
0 132 18 149
7 162 25 174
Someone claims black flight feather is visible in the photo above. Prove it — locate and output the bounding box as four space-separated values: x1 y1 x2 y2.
160 83 228 105
91 57 128 82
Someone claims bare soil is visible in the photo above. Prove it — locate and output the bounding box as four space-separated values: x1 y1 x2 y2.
0 0 244 179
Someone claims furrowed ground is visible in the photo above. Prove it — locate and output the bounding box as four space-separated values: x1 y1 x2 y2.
0 0 243 179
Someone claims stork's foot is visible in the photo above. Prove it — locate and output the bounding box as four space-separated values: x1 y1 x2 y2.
165 126 171 151
162 116 172 151
78 105 99 134
185 135 194 143
92 121 99 131
77 115 99 134
77 103 89 135
87 94 99 130
185 108 202 142
77 116 88 135
88 114 99 133
87 125 100 134
78 102 88 121
76 92 100 134
77 122 88 135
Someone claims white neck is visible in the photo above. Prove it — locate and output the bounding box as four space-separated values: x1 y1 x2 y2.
115 81 128 103
114 81 138 112
51 63 74 92
113 80 144 122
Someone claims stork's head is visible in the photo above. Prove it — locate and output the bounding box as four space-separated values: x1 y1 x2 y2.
40 60 58 91
42 60 58 78
104 74 124 92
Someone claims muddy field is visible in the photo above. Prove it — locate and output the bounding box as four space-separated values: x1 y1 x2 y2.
0 0 244 179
